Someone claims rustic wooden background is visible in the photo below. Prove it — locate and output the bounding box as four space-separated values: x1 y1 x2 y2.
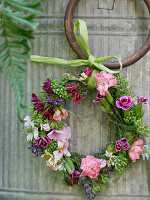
0 0 150 199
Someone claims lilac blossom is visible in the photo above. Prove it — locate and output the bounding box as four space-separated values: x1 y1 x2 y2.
34 136 51 148
137 96 148 104
116 96 135 110
115 138 130 152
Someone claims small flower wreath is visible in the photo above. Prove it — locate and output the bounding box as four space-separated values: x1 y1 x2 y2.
24 20 150 199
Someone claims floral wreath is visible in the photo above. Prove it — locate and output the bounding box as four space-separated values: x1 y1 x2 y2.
24 20 150 200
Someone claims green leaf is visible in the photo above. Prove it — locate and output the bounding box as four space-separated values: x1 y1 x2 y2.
0 0 43 120
5 0 42 15
4 8 38 29
0 58 10 73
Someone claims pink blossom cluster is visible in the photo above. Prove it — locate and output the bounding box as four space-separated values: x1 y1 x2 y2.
53 109 68 121
129 139 144 162
80 155 102 179
94 71 117 96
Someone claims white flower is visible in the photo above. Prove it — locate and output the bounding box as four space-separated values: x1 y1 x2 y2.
33 127 39 139
106 150 113 158
79 72 88 81
41 124 50 132
27 132 33 141
107 155 116 167
100 159 107 168
24 116 34 127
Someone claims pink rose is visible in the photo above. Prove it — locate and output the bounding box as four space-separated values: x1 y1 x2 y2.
53 109 68 121
94 71 117 96
129 139 144 162
80 155 101 179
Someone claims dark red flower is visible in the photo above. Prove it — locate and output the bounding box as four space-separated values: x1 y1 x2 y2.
32 93 45 113
65 170 81 186
44 107 55 120
43 78 54 94
66 83 87 104
84 67 93 77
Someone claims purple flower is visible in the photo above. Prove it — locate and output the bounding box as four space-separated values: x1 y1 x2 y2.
137 96 148 104
103 166 113 174
93 92 105 103
34 136 50 148
46 97 63 106
28 144 42 157
116 96 135 110
115 138 130 152
43 78 54 94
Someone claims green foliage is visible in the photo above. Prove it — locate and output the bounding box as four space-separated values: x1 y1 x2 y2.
114 156 128 175
92 174 109 193
0 0 43 120
114 74 131 98
50 78 71 100
134 119 150 139
45 139 58 154
30 106 65 129
70 152 84 171
30 106 48 127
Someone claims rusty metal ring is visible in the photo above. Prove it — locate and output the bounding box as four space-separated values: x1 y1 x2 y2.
65 0 150 69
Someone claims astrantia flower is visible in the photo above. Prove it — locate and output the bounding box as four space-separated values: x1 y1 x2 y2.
43 78 54 94
115 138 130 152
80 155 101 179
94 71 117 96
93 92 105 102
116 96 135 110
28 144 42 157
129 139 144 162
41 124 50 132
137 96 148 104
34 136 51 148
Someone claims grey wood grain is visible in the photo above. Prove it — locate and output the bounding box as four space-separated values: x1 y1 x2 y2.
0 0 150 199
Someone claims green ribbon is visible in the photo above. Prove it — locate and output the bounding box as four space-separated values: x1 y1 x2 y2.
30 19 122 74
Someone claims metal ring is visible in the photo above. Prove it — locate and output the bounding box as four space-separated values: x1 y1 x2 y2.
65 0 150 69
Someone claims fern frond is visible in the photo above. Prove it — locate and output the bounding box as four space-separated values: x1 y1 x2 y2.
0 0 43 121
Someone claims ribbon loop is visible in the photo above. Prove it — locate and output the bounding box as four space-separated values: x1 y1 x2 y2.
30 19 122 74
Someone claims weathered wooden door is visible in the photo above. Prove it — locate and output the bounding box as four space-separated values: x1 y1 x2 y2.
0 0 150 199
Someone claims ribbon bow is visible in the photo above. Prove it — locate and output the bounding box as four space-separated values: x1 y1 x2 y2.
30 19 122 74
